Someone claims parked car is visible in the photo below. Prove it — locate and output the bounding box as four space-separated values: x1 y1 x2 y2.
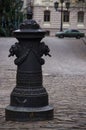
55 29 85 39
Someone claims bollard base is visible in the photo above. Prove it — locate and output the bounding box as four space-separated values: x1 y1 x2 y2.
5 105 54 122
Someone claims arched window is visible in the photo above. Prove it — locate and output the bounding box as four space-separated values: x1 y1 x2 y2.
63 11 70 22
78 11 84 23
44 10 50 22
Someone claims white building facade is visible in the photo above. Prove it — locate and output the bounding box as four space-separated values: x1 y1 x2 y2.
26 0 86 36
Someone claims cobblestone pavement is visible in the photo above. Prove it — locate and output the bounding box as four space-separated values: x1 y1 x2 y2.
0 38 86 130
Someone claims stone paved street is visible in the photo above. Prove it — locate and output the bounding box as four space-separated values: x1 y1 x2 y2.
0 37 86 130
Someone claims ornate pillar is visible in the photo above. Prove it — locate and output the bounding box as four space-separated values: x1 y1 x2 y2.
5 8 53 121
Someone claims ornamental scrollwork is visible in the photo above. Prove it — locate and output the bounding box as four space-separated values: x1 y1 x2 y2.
39 42 51 65
8 42 30 66
8 41 51 66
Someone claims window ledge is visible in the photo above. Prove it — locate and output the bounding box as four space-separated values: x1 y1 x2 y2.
77 24 84 28
63 23 70 27
43 22 51 26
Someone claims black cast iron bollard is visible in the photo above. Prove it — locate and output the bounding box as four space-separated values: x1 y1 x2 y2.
5 8 54 121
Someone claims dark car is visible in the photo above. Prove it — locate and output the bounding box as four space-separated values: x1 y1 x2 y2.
55 29 85 39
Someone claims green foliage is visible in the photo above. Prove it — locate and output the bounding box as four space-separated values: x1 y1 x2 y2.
0 0 23 37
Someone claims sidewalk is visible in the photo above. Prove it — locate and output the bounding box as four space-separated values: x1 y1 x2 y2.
0 38 86 130
81 36 86 45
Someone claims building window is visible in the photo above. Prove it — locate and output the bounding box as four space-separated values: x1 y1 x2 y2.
78 11 84 23
63 11 70 22
44 10 50 22
78 0 84 2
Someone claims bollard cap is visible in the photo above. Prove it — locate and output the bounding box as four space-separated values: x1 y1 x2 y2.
20 7 40 30
13 6 46 39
